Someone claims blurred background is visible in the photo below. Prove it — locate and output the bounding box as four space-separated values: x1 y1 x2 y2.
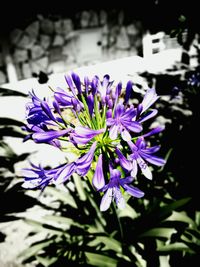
0 1 199 85
0 1 200 267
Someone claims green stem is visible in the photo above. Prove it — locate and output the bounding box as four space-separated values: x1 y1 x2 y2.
94 95 101 129
112 203 124 242
80 94 93 128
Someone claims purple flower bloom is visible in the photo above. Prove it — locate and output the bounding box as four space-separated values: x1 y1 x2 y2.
115 148 132 171
100 168 144 211
26 91 50 125
71 72 82 95
114 82 122 106
54 88 83 112
71 126 105 145
76 141 97 176
86 94 94 116
32 129 71 143
54 88 74 107
127 138 166 180
22 72 166 212
124 81 133 104
188 72 200 87
138 109 158 123
92 154 105 190
142 126 165 138
140 88 159 114
22 162 76 189
22 163 57 190
107 103 142 141
54 162 76 184
95 74 114 101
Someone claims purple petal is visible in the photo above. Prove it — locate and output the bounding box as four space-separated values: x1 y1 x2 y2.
106 110 113 121
53 100 62 116
106 117 115 126
143 126 165 137
130 158 138 177
72 135 95 145
75 126 105 137
32 129 70 143
120 176 134 185
127 140 138 152
72 72 82 95
114 82 122 102
41 101 56 122
91 77 98 95
107 99 113 109
54 163 75 184
76 141 97 176
142 145 161 154
123 184 144 198
125 81 133 104
121 107 137 120
138 109 158 123
136 137 146 149
87 94 94 116
77 141 97 164
84 76 90 94
116 148 132 171
140 152 166 166
141 88 159 113
100 187 113 212
122 120 143 133
54 91 73 107
114 103 125 118
71 97 83 112
113 187 125 209
102 74 110 88
92 154 105 190
65 75 76 96
109 124 119 140
137 156 152 180
100 74 110 98
137 104 143 115
110 168 121 180
121 129 132 141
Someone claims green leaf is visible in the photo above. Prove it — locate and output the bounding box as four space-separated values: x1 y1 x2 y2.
167 211 196 227
139 228 176 239
45 187 77 208
157 242 193 253
92 236 122 253
0 87 28 97
158 148 173 172
43 215 84 229
73 173 87 201
19 240 53 261
0 141 15 157
0 118 24 127
24 219 66 235
158 197 191 220
86 252 117 267
36 256 57 266
117 203 138 219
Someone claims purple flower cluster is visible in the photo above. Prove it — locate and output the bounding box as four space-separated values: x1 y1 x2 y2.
22 73 166 211
187 72 200 88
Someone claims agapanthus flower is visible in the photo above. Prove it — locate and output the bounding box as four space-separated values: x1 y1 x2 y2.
187 72 200 87
100 167 144 212
22 72 166 211
127 137 166 180
107 103 142 141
